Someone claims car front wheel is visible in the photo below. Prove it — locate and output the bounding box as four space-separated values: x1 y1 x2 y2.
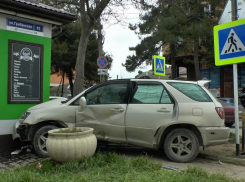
33 125 58 157
164 128 199 162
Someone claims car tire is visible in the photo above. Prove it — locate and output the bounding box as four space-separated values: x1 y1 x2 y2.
164 128 199 163
33 125 58 157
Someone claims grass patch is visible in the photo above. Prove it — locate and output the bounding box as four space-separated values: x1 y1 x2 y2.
0 152 242 182
229 132 236 142
229 132 242 143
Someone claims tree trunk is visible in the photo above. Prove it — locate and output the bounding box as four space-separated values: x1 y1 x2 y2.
73 30 91 96
73 0 110 96
170 44 177 79
194 37 200 80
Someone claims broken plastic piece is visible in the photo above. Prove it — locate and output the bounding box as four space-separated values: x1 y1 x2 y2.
36 163 42 169
11 150 22 155
162 165 181 172
218 160 224 165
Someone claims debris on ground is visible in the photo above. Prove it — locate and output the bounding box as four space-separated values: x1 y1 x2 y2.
219 160 225 165
11 150 22 155
36 163 42 169
162 165 181 172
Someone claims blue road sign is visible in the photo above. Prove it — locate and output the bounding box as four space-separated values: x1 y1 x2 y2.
214 19 245 66
153 55 165 76
97 56 108 69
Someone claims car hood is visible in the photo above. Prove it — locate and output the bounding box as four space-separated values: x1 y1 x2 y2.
28 98 68 111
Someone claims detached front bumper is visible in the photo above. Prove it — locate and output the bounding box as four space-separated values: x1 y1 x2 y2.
12 120 32 141
12 120 20 141
198 126 230 147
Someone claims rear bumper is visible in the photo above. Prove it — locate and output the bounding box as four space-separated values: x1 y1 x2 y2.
198 126 230 147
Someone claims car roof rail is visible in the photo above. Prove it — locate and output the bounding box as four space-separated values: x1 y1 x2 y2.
197 80 211 87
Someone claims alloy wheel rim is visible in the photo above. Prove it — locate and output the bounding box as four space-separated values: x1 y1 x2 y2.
170 135 193 157
38 132 48 154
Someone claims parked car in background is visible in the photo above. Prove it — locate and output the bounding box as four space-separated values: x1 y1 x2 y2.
13 79 230 163
218 99 244 127
218 98 242 106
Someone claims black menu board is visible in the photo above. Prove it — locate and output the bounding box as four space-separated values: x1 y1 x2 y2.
8 40 43 103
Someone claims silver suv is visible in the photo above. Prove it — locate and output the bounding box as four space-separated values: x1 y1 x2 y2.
13 79 229 162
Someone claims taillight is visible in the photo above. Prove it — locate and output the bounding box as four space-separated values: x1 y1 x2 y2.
215 107 224 119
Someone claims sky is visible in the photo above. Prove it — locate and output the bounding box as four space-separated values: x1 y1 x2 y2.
102 5 152 79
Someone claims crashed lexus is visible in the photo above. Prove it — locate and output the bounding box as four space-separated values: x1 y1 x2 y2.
13 79 230 162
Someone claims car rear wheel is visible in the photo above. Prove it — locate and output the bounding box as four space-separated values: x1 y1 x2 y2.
164 128 199 162
33 125 58 157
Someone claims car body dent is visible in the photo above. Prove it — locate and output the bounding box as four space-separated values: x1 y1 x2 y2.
76 104 127 142
125 103 174 147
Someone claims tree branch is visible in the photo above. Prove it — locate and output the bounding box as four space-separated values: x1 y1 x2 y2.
85 0 95 21
92 0 110 20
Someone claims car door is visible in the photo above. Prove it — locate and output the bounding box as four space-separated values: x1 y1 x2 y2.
125 81 174 147
75 81 129 142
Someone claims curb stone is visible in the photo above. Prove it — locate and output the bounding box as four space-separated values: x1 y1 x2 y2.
198 153 245 166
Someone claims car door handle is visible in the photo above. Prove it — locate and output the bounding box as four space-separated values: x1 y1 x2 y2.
157 108 170 113
111 108 124 113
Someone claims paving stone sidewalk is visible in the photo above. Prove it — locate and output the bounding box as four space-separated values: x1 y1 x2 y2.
0 151 44 171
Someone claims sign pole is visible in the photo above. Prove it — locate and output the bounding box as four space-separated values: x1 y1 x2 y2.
231 0 240 156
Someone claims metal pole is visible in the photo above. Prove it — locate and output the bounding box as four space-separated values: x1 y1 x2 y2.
231 0 240 156
242 115 245 151
233 64 240 156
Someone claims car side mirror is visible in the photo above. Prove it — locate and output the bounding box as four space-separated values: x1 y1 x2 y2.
79 97 87 108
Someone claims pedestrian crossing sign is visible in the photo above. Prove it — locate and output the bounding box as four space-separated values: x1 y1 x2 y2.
214 19 245 66
153 55 165 76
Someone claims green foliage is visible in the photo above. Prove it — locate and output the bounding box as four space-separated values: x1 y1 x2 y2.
229 132 236 142
52 21 113 89
124 0 224 75
0 152 240 182
229 132 242 143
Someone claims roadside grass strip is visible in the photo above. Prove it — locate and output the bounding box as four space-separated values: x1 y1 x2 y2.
0 151 242 182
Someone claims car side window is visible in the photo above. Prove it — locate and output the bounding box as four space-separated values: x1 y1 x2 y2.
131 84 164 104
168 82 212 102
86 83 127 105
161 90 172 104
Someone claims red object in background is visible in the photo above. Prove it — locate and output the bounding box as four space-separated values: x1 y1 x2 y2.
97 56 108 69
219 100 244 127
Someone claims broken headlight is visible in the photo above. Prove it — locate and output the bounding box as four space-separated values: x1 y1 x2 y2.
19 112 30 124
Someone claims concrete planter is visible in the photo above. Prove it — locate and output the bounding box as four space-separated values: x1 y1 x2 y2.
46 127 97 162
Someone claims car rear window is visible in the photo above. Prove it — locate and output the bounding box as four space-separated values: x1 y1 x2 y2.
168 82 212 102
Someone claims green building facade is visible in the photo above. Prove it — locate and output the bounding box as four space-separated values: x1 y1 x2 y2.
0 0 76 152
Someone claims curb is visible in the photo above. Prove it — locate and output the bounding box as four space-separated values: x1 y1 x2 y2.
198 153 245 166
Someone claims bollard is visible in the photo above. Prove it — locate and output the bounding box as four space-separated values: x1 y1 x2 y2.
242 111 245 151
